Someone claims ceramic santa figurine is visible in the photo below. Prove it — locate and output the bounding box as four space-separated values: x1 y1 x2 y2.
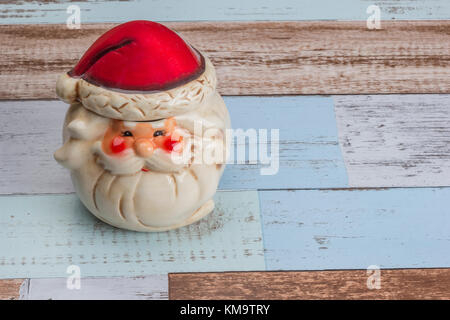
54 21 230 232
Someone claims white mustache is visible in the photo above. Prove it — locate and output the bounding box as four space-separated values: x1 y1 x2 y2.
144 149 187 173
92 141 188 175
92 141 144 175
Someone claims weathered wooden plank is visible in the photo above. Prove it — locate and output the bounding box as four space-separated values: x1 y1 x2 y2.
0 191 264 279
222 96 347 189
20 275 168 300
0 100 71 195
260 188 450 271
168 268 450 300
3 95 450 193
1 21 449 99
0 278 24 300
0 97 347 194
1 0 448 24
335 94 450 188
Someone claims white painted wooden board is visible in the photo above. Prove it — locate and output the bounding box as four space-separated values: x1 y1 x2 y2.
0 100 71 194
20 275 168 300
0 191 265 279
335 94 450 188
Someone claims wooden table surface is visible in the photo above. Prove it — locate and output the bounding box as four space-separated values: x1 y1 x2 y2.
0 0 449 300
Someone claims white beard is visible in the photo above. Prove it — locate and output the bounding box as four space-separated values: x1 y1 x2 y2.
72 146 223 231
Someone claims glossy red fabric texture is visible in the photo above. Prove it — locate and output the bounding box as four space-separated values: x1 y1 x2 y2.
69 20 204 92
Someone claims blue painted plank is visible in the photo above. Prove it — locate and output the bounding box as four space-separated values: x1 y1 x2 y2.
220 96 348 190
260 188 450 270
1 0 448 24
0 191 265 279
0 97 348 194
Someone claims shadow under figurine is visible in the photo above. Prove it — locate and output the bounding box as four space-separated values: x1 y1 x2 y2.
54 20 230 232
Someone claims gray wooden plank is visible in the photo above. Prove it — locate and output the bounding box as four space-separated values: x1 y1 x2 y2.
335 94 450 188
21 275 168 300
0 100 71 194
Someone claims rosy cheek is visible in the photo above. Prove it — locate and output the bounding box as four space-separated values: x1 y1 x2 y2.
110 136 127 154
163 137 179 152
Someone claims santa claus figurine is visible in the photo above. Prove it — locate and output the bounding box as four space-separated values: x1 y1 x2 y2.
54 21 230 232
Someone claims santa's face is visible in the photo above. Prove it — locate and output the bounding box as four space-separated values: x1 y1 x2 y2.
93 117 187 175
102 118 181 157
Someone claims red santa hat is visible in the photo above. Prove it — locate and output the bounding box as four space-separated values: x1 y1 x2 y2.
56 20 216 121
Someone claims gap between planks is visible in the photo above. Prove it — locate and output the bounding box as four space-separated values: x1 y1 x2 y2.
1 20 449 99
168 268 450 300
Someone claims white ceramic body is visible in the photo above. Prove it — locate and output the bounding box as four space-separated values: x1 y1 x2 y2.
55 92 230 232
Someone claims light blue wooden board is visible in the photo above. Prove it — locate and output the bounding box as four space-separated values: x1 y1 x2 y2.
0 191 265 279
0 97 347 194
1 0 448 24
220 96 348 190
260 188 450 270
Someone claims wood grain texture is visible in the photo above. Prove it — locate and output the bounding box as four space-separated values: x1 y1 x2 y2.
0 191 264 279
0 279 24 300
168 268 450 300
1 21 449 99
335 94 450 188
0 98 347 195
3 95 450 193
21 275 168 300
259 188 450 270
1 0 449 24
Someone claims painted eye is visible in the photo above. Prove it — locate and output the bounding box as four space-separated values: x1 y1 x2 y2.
153 130 164 137
122 131 133 137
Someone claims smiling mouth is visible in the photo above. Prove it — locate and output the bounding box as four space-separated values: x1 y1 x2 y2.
141 167 149 172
